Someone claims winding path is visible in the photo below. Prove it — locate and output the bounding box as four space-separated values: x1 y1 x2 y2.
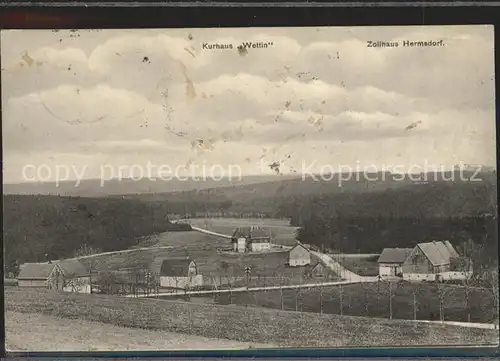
49 246 174 263
310 251 378 283
190 226 232 239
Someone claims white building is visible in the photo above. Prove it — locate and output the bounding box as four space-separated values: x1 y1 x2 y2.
159 258 203 289
377 248 413 278
288 242 311 267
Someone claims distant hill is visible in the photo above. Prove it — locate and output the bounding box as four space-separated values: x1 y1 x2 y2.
118 170 498 214
2 174 300 197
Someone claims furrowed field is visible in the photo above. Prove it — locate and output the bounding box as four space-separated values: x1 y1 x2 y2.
5 287 498 347
214 281 497 323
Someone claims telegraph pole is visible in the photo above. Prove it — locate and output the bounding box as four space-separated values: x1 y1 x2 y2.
319 281 324 314
389 281 393 320
245 266 251 307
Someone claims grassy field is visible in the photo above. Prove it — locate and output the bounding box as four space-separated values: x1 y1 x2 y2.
5 287 498 347
214 281 497 323
91 231 227 271
334 255 380 276
6 311 271 351
85 218 299 274
84 231 321 288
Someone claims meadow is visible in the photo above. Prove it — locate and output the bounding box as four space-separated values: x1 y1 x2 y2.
5 287 498 347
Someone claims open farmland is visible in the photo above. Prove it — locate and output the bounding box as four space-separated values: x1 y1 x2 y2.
90 231 229 272
6 311 271 351
5 287 498 347
82 231 320 288
215 281 497 324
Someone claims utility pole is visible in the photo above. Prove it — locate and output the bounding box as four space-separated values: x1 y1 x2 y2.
280 275 284 310
413 292 417 321
280 287 284 310
145 271 151 296
245 266 251 307
376 275 381 309
319 282 324 314
339 283 343 316
389 281 393 320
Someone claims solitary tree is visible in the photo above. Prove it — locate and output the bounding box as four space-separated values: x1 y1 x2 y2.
411 283 422 321
74 244 102 294
483 268 499 329
435 277 453 323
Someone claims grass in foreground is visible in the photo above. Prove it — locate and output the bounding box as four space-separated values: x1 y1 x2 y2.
5 287 498 348
6 311 270 351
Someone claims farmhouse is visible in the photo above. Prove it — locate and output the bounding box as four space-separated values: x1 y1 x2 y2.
377 248 413 277
288 242 311 267
231 226 272 253
402 240 471 281
158 258 203 289
17 259 91 293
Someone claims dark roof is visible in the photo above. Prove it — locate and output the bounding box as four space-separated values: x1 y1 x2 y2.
57 259 89 277
18 263 55 280
160 258 195 277
378 248 413 264
18 259 88 280
232 226 271 240
417 241 459 266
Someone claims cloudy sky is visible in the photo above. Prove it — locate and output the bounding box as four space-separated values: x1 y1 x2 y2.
1 25 496 183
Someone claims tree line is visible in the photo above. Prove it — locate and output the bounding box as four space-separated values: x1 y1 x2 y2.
276 181 497 267
3 195 191 276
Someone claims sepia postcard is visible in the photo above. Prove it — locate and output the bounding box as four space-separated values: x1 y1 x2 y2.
2 25 498 352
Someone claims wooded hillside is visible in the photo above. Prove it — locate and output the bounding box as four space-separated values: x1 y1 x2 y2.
3 195 191 274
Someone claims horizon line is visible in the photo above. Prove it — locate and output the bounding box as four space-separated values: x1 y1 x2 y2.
2 167 497 186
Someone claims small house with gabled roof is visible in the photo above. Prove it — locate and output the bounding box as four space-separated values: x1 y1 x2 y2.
18 259 91 293
377 248 413 277
288 242 311 267
155 257 203 289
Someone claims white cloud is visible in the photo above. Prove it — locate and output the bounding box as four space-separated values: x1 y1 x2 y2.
1 26 496 183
